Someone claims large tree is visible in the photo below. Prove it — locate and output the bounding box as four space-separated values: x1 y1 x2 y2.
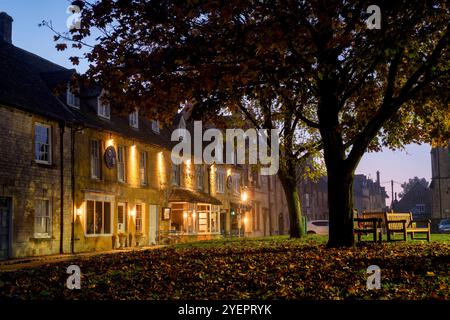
399 177 430 198
56 0 449 247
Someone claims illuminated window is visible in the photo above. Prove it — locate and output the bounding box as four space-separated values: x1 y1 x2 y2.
90 139 101 179
86 200 111 235
216 168 225 193
35 199 51 238
117 146 126 182
135 204 143 233
139 151 147 186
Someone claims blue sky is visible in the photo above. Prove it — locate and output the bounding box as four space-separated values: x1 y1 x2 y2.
1 0 89 72
0 0 432 199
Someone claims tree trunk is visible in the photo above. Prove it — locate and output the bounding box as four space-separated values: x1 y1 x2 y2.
326 164 355 248
278 169 304 238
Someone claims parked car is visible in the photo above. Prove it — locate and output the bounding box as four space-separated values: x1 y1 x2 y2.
438 219 450 233
307 220 329 235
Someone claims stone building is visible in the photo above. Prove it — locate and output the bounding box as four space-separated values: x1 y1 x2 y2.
0 12 291 259
297 171 388 221
179 112 290 238
392 182 432 219
0 12 75 259
353 172 388 214
430 146 450 220
298 176 329 221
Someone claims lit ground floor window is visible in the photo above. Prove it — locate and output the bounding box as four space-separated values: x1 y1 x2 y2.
169 202 220 234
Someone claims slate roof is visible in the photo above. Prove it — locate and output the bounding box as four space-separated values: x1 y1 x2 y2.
67 93 177 150
0 38 177 150
169 187 222 205
0 40 78 122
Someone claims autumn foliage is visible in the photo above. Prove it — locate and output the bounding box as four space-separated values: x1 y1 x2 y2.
1 238 449 300
52 0 449 246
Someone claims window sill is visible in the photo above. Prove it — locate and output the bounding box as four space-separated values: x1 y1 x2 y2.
34 161 54 168
84 233 113 238
30 236 53 241
67 103 80 109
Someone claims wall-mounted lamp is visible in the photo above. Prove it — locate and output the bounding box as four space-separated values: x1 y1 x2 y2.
106 138 114 147
76 207 82 216
183 211 188 219
243 216 249 225
241 190 248 203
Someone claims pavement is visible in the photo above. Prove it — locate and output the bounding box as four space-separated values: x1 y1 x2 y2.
0 245 165 272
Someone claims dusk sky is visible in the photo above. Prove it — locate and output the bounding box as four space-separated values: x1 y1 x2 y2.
1 0 433 199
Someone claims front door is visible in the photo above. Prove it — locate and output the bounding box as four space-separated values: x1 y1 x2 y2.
0 197 11 260
117 203 126 247
149 205 158 245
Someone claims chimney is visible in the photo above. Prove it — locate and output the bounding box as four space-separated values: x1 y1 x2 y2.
0 12 13 44
376 170 380 186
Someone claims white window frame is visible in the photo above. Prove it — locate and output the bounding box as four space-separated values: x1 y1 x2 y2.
67 85 80 108
34 123 52 165
129 110 139 129
117 145 126 183
216 168 225 193
135 203 144 233
34 198 51 238
85 199 113 236
97 92 110 119
83 194 114 237
416 204 425 213
139 151 147 186
90 139 101 179
172 163 180 186
151 120 160 133
232 173 240 195
196 164 204 190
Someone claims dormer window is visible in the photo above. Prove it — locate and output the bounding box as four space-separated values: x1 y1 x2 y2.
129 109 139 129
67 85 80 108
97 91 110 119
151 120 160 133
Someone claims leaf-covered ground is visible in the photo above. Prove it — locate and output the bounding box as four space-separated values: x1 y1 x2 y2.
0 236 449 300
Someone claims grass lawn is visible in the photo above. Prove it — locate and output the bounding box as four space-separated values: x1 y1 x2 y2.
0 234 449 300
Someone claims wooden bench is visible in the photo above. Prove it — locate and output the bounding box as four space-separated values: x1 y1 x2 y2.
385 212 430 242
354 212 383 243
